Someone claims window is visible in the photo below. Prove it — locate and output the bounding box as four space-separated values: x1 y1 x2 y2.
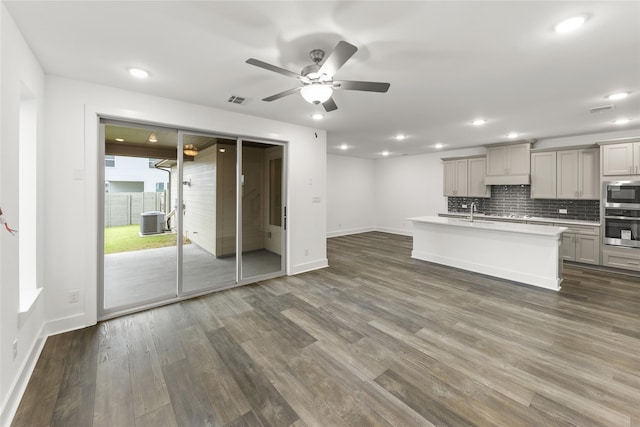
105 155 115 167
156 182 165 192
19 82 41 314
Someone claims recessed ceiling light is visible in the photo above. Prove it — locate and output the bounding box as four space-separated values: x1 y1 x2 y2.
395 134 406 140
128 67 150 79
508 132 519 138
435 143 443 149
340 144 348 150
607 92 629 101
472 119 487 126
382 151 389 156
148 133 158 143
614 118 631 125
115 138 124 142
219 147 226 153
311 113 324 120
554 16 586 33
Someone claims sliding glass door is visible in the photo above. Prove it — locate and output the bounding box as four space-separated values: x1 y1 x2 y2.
100 121 286 318
240 141 285 282
101 122 179 311
180 131 238 295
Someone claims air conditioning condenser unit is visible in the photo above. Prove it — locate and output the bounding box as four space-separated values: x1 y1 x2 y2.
140 211 165 235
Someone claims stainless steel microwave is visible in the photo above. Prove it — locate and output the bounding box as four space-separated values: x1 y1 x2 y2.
603 181 640 208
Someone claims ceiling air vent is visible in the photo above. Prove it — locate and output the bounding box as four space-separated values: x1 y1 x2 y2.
589 104 614 114
228 95 246 105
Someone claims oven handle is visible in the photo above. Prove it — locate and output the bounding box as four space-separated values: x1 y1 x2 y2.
605 215 640 221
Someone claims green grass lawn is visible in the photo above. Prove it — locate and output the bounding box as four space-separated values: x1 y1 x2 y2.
105 225 189 254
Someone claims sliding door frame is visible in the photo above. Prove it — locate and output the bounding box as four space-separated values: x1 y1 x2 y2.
98 118 287 321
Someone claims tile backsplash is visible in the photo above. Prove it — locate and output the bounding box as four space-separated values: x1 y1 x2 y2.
447 185 600 221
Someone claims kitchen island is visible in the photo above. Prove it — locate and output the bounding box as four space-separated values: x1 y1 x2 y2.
408 216 567 290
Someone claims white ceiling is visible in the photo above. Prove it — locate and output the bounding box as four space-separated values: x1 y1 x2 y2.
5 1 640 158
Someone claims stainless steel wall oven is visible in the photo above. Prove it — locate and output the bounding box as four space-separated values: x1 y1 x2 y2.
603 182 640 248
604 208 640 248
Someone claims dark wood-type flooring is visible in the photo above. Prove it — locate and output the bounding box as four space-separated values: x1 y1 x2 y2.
12 232 640 426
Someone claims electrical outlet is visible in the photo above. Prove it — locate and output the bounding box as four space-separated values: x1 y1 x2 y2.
68 290 80 304
462 204 468 209
304 249 309 256
559 209 568 214
13 339 17 359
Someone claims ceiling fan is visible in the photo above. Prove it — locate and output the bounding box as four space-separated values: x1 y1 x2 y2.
246 41 390 112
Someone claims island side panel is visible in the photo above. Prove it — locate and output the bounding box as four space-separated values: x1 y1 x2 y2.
410 221 562 291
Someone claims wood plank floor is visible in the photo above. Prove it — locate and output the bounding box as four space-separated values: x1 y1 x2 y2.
12 232 640 427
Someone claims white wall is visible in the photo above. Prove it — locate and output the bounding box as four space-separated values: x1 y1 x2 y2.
1 4 47 426
327 155 376 237
373 147 485 235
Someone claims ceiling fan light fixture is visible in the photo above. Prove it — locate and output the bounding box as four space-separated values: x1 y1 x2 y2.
301 84 333 104
183 144 199 156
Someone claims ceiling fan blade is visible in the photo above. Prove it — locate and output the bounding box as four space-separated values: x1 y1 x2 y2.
318 41 358 77
263 87 301 102
333 80 390 93
246 58 309 82
322 97 338 112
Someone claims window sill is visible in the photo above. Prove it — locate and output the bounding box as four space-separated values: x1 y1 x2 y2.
18 287 43 328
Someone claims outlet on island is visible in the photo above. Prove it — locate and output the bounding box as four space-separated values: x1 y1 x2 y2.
559 209 567 214
462 204 468 209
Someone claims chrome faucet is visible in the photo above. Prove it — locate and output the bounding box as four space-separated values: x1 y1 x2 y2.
470 202 477 222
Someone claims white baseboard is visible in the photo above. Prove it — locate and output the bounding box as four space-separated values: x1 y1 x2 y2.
327 227 375 238
0 323 47 427
290 258 329 275
374 226 413 237
45 313 89 337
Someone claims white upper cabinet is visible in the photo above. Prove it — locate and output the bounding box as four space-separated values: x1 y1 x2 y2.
443 159 468 197
442 156 489 198
601 142 640 176
531 147 599 200
556 150 578 199
468 157 490 198
577 148 600 199
485 142 531 185
531 151 557 199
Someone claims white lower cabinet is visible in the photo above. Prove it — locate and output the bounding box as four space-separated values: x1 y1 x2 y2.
555 223 600 265
602 246 640 271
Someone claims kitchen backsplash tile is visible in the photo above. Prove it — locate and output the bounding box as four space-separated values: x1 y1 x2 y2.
447 185 599 221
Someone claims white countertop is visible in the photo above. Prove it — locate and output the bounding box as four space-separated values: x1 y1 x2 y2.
408 215 567 237
439 212 600 227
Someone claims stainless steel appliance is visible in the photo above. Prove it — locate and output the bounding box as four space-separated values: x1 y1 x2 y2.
604 208 640 248
603 181 640 208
